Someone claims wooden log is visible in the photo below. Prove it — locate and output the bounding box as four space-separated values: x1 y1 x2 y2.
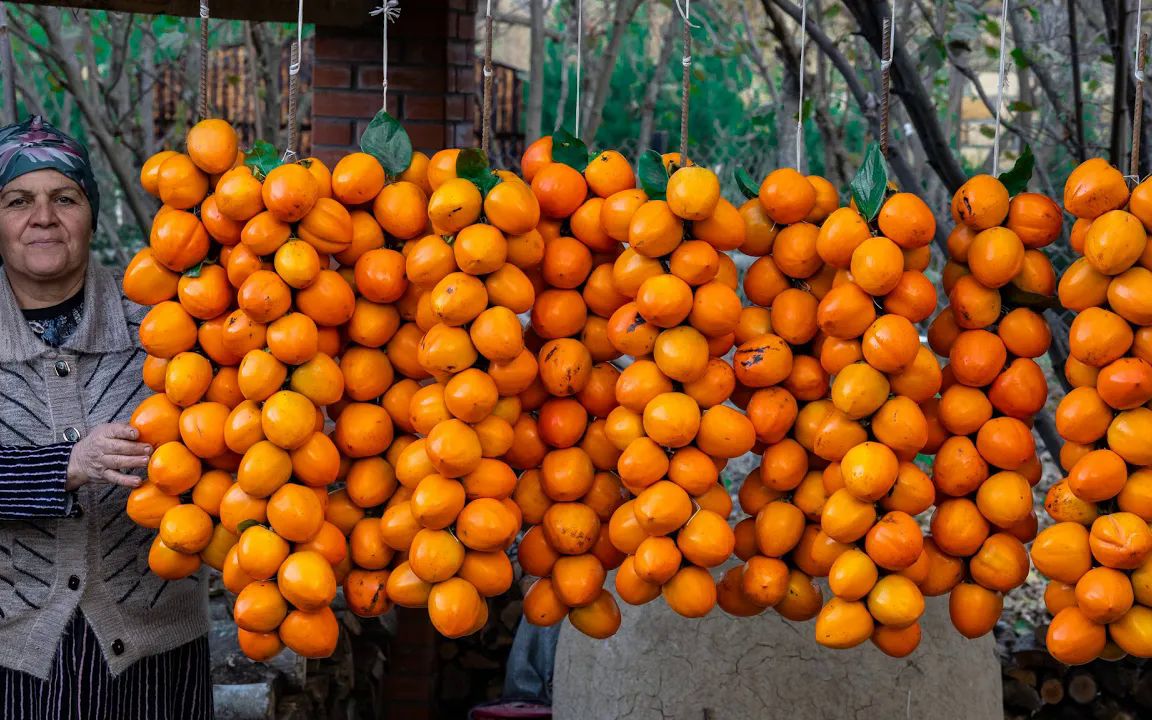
1068 672 1098 704
1015 649 1066 674
1041 676 1066 705
1133 668 1152 708
1006 668 1038 687
1002 675 1043 713
1097 662 1140 699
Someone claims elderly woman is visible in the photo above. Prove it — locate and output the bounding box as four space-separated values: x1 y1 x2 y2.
0 117 211 719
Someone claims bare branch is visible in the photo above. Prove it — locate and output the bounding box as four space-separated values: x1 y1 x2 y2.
15 7 154 236
637 1 675 155
836 0 967 192
582 0 642 143
525 0 545 141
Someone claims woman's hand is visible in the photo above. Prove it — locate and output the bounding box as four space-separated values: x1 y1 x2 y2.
65 423 152 491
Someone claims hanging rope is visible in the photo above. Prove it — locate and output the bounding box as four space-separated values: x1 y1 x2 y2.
879 6 895 156
795 0 807 169
1132 1 1147 178
574 0 583 136
674 0 698 162
198 1 209 119
369 1 401 110
991 0 1010 175
284 0 304 161
482 0 494 156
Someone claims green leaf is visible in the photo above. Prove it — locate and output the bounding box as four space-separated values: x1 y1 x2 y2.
455 148 501 197
979 125 996 139
456 147 489 178
1007 101 1034 112
360 110 413 177
243 140 282 180
1001 281 1058 311
551 128 590 172
998 144 1035 197
735 167 760 200
638 150 668 200
1010 47 1032 69
183 261 204 278
849 141 888 222
236 519 261 534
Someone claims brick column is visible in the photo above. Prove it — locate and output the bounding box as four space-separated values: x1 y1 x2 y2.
446 0 477 149
311 0 475 166
383 608 440 720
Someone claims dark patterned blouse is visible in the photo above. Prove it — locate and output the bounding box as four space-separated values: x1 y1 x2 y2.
21 288 84 348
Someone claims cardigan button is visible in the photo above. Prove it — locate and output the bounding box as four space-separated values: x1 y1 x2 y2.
62 427 81 443
67 575 80 590
54 360 70 377
112 639 125 655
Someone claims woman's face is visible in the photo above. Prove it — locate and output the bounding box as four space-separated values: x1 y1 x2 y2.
0 169 92 281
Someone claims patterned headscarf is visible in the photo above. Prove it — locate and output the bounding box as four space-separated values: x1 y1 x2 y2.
0 116 99 228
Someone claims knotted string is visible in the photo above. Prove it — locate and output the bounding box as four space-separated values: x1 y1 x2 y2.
369 1 401 109
198 1 209 119
796 0 807 168
673 0 699 162
283 0 304 162
991 0 1009 175
482 0 494 155
880 0 895 156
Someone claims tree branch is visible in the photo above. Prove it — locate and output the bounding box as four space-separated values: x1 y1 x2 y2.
582 0 642 143
637 1 675 155
15 7 153 236
838 0 967 192
525 0 545 142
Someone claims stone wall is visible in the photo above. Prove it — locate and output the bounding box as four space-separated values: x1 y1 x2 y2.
554 585 1001 720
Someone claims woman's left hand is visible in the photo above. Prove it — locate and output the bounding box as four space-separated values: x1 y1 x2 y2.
65 423 152 490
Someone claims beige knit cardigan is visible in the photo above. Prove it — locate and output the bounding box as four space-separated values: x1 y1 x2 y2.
0 259 208 680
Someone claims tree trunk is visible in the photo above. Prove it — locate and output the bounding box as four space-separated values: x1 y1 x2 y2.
138 23 158 159
637 2 674 156
582 0 642 144
837 0 967 192
553 5 574 132
1103 0 1128 167
0 5 17 125
763 1 801 170
525 0 545 142
251 23 286 147
13 7 154 236
1068 0 1087 162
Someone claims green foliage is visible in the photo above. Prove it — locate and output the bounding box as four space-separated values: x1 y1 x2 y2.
849 142 888 222
551 128 592 171
244 140 283 180
538 7 761 157
998 145 1035 196
456 148 501 197
637 150 668 199
734 168 759 200
360 110 413 176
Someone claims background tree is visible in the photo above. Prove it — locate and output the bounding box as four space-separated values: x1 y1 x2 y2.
0 5 303 263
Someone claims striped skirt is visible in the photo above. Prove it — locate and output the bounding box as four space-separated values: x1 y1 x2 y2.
0 611 212 720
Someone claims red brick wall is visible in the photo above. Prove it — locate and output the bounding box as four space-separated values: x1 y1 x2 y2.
311 0 475 167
